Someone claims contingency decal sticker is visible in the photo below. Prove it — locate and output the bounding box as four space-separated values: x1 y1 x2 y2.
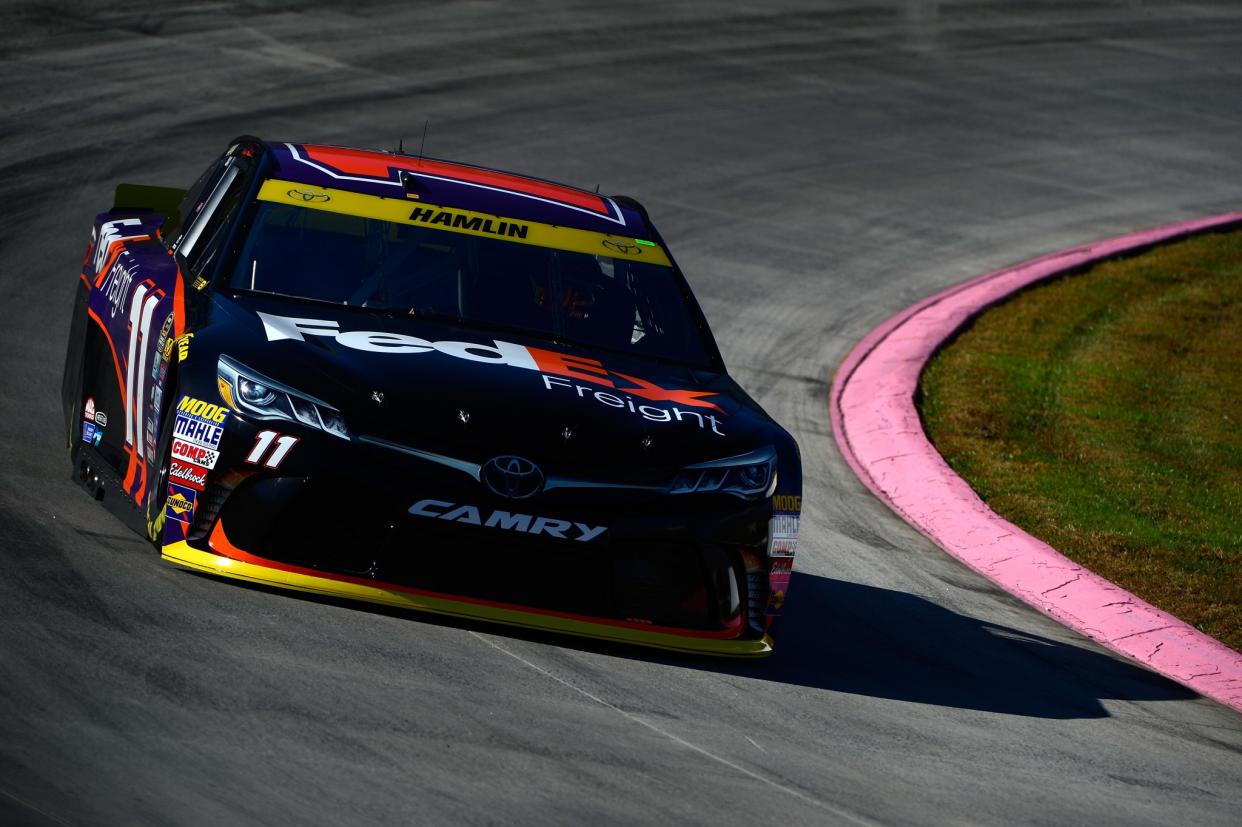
173 395 229 451
767 494 801 615
165 481 197 527
169 459 208 491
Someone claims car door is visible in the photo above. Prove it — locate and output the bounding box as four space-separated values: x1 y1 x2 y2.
77 142 258 509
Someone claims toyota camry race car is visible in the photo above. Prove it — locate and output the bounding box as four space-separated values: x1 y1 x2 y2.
61 136 802 656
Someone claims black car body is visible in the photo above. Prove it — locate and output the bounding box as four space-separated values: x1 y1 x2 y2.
61 136 801 656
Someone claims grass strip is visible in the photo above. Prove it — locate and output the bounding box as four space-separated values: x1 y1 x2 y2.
920 229 1242 653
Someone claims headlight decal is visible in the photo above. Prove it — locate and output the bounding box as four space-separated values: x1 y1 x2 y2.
217 355 349 440
669 446 777 500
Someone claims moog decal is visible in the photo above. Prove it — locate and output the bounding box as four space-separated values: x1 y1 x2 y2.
172 438 220 469
169 459 208 490
173 395 229 449
166 482 197 525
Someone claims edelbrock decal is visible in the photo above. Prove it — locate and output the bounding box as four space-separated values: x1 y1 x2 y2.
91 218 144 275
169 459 207 490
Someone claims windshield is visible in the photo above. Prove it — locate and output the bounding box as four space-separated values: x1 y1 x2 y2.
228 200 715 367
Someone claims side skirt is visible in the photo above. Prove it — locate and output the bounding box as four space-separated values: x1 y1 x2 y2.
70 442 149 538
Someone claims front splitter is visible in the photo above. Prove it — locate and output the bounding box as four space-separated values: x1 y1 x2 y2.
162 530 773 658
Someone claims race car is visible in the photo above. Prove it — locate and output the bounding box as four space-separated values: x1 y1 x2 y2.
60 136 802 656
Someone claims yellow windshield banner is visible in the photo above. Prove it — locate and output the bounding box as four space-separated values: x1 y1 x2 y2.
257 179 672 267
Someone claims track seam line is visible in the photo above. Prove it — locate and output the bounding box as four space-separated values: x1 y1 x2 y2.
0 785 75 827
469 632 877 826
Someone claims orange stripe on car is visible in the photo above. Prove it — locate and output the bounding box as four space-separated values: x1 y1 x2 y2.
201 519 749 642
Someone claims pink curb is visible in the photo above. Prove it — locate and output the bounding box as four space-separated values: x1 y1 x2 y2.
829 214 1242 713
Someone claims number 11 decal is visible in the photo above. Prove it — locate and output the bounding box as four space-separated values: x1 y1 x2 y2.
246 430 298 468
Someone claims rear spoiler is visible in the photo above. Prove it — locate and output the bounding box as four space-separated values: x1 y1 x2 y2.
112 183 186 239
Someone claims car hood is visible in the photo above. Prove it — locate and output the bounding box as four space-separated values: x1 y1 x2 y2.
205 292 780 480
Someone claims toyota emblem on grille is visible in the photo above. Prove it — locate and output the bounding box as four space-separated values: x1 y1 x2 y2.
481 455 544 499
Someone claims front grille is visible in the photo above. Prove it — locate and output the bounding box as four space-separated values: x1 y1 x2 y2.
380 519 717 628
217 475 743 631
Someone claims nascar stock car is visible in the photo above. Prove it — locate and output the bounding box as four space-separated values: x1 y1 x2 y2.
60 136 802 656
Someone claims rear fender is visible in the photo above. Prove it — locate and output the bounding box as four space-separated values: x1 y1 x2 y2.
80 208 186 510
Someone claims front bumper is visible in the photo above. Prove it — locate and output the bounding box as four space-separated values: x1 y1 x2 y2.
162 520 774 657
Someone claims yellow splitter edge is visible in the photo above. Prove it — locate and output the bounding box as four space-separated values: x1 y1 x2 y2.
163 541 774 657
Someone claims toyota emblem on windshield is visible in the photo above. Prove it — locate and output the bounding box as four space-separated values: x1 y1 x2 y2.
481 455 544 500
602 239 641 256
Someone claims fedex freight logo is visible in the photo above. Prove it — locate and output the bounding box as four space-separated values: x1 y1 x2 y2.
100 253 136 318
92 218 145 275
257 312 728 435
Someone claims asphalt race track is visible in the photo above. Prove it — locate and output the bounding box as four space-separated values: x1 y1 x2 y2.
2 2 1241 824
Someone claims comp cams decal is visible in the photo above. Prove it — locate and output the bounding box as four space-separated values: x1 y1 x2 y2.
409 499 606 542
171 438 220 469
257 313 728 435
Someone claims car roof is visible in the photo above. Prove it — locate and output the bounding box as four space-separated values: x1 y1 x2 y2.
267 141 653 237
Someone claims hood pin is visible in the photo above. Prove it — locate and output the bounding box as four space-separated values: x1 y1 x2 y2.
641 436 653 449
561 426 574 440
370 390 384 405
458 409 471 424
